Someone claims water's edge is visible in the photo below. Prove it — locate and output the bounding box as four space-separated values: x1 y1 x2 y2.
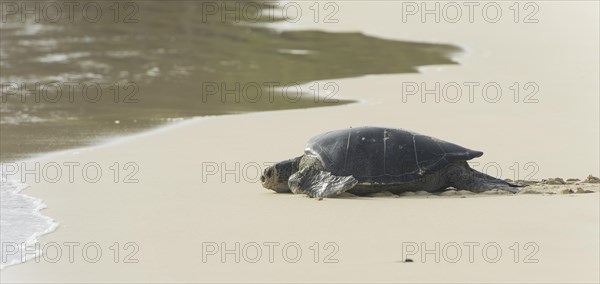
0 175 58 269
0 0 465 268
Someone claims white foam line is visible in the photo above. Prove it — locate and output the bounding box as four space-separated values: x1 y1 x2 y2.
0 175 58 270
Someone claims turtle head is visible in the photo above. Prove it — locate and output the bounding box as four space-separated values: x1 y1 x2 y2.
261 156 302 193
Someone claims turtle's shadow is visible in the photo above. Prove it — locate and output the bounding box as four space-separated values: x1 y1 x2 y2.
266 190 519 200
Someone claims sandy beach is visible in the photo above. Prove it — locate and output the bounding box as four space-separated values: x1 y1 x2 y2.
1 1 599 283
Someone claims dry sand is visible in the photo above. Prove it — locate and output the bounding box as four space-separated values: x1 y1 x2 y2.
2 1 599 283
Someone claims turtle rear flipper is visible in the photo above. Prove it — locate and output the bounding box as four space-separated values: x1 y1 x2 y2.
447 162 523 193
288 167 358 198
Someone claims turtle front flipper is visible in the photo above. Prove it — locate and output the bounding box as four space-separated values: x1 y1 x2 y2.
288 167 358 198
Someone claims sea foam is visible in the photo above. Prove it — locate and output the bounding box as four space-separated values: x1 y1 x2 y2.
0 174 57 269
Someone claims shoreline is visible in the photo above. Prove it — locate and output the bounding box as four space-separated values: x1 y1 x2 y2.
1 16 466 270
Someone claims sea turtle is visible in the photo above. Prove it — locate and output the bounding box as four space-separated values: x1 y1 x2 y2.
260 127 522 198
